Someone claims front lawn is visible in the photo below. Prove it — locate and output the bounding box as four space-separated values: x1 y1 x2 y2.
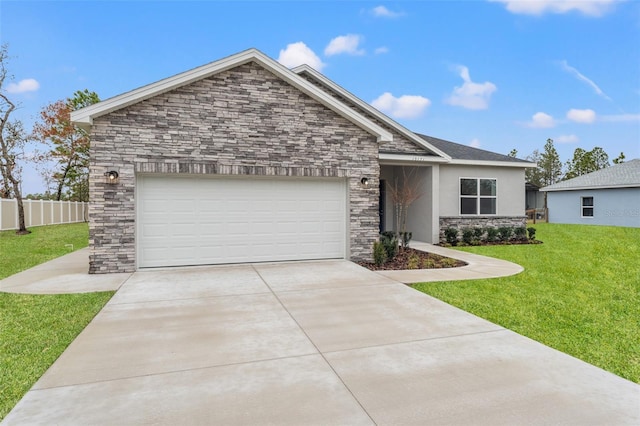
0 223 114 420
414 223 639 383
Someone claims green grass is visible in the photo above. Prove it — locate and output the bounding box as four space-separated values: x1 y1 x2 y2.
414 223 640 383
0 223 114 420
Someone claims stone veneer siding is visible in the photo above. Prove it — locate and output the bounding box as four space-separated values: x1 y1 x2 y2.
298 72 429 155
438 216 527 243
89 62 379 273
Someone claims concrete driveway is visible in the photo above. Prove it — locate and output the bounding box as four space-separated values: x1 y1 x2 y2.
3 260 639 425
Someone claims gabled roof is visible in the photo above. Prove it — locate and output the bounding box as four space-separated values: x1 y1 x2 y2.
292 64 451 161
417 134 536 168
70 48 392 143
541 159 640 192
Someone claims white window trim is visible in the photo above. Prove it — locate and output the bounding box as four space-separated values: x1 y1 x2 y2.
581 196 594 218
459 177 497 216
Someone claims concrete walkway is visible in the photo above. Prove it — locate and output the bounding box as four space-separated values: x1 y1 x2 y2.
2 250 639 425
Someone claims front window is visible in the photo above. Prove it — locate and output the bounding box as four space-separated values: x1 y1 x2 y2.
460 178 496 215
581 196 594 217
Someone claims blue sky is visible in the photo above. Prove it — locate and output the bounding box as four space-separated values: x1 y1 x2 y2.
2 0 639 194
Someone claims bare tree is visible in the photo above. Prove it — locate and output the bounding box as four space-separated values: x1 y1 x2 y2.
387 167 423 248
0 45 30 234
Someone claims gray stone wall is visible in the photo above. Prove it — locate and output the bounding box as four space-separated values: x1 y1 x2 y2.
438 216 527 243
89 61 379 273
298 71 429 156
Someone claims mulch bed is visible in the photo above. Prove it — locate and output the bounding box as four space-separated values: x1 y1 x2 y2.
358 248 467 271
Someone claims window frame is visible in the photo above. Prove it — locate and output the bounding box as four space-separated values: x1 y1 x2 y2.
459 177 497 216
581 196 594 218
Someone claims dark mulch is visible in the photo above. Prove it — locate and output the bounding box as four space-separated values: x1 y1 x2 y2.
359 248 467 271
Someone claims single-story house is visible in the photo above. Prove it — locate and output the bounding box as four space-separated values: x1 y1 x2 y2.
71 48 534 274
541 159 640 228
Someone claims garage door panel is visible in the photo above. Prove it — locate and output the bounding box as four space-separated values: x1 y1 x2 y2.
137 175 347 268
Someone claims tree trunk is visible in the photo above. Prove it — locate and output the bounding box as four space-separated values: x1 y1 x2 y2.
7 163 29 234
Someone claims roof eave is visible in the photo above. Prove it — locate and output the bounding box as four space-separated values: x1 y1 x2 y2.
448 159 538 168
541 184 640 192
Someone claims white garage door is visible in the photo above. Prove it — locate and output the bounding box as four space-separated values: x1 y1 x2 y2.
137 175 347 268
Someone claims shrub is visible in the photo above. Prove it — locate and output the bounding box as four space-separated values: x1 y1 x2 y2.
513 226 527 241
441 257 459 268
527 226 537 241
473 227 484 242
461 228 474 245
486 227 499 243
498 226 512 242
407 252 420 269
380 231 398 260
400 231 412 249
421 258 436 269
444 227 459 246
373 241 388 266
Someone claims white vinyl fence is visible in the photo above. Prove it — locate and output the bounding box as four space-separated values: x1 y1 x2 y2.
0 199 88 231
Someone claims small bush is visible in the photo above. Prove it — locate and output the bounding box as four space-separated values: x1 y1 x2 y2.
473 227 484 242
400 231 412 249
498 226 512 242
373 241 388 266
441 257 459 268
421 258 436 269
513 226 527 241
444 227 459 246
461 228 474 245
486 227 499 242
380 231 398 260
527 227 537 241
407 252 420 269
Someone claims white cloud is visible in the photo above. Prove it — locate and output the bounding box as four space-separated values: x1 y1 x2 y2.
278 42 325 71
469 138 481 148
374 46 389 55
371 92 431 119
567 108 596 123
445 65 497 110
526 112 556 128
6 78 40 94
556 134 580 144
324 34 365 56
371 5 405 18
490 0 619 17
559 60 612 101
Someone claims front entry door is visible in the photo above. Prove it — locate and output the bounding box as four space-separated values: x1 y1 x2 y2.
379 179 386 234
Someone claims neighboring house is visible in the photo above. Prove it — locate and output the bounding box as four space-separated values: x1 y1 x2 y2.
541 159 640 228
71 48 534 274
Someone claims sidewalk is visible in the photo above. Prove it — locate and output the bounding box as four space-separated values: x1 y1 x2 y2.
0 248 130 294
376 241 524 283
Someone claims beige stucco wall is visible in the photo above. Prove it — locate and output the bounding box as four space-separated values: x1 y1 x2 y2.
439 165 526 217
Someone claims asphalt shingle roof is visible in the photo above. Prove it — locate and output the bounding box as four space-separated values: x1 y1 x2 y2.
541 158 640 191
416 133 533 164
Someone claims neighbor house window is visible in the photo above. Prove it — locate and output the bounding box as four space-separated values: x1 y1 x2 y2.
460 178 497 215
581 196 594 217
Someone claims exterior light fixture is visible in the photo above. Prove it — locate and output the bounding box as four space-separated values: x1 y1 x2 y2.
360 177 369 187
105 170 119 184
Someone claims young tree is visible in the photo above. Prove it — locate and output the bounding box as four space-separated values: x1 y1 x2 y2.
0 45 30 233
525 149 543 186
613 152 626 165
32 89 99 201
387 168 423 248
538 138 563 186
